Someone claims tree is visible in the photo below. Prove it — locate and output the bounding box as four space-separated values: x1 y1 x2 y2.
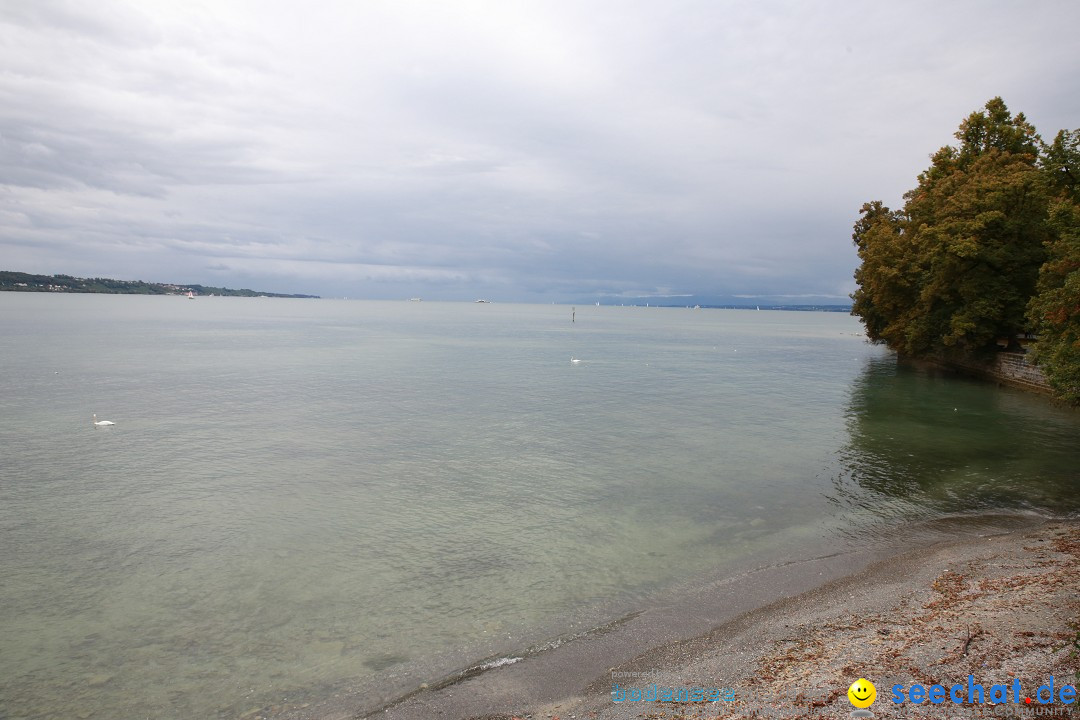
1028 129 1080 401
852 98 1049 359
851 201 916 350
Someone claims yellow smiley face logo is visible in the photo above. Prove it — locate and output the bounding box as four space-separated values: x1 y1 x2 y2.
848 678 876 708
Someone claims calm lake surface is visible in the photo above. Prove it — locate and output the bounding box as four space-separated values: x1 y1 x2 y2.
2 294 1078 719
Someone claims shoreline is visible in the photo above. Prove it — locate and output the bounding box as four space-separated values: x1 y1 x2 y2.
586 518 1080 720
266 513 1078 720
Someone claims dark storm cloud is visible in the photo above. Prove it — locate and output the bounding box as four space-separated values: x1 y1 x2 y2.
1 0 1078 300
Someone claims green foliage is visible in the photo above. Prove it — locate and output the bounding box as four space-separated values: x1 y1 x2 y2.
954 97 1041 160
905 143 1047 354
851 201 916 348
1026 129 1080 401
1041 128 1080 201
1027 198 1080 402
852 98 1080 402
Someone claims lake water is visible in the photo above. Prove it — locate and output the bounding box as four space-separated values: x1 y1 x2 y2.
2 294 1078 720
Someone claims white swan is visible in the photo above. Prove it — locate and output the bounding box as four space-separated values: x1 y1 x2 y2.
93 414 115 427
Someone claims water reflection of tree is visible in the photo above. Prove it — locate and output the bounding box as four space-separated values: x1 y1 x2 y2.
833 355 1080 515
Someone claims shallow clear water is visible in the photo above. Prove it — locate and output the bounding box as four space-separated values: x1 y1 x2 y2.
1 295 1077 719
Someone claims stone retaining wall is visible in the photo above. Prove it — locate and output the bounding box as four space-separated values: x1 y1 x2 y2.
902 352 1053 396
992 352 1052 394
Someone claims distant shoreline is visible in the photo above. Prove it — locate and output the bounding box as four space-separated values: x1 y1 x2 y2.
2 271 852 309
0 270 320 298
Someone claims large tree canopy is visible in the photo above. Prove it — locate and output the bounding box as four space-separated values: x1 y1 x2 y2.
1028 129 1080 401
851 98 1080 402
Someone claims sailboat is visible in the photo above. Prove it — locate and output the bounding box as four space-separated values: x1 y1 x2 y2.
187 291 195 300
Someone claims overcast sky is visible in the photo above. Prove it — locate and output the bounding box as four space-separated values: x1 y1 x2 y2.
1 1 1078 302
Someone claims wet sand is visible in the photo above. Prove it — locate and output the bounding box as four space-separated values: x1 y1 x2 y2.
262 514 1078 720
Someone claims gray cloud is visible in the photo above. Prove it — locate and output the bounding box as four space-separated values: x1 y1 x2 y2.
2 0 1078 301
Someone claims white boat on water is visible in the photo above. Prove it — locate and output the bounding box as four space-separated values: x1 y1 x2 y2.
187 291 195 299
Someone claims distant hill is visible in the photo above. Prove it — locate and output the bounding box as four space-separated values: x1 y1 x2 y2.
0 271 319 298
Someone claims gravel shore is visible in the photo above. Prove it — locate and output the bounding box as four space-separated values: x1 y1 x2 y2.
360 520 1079 720
580 521 1080 720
